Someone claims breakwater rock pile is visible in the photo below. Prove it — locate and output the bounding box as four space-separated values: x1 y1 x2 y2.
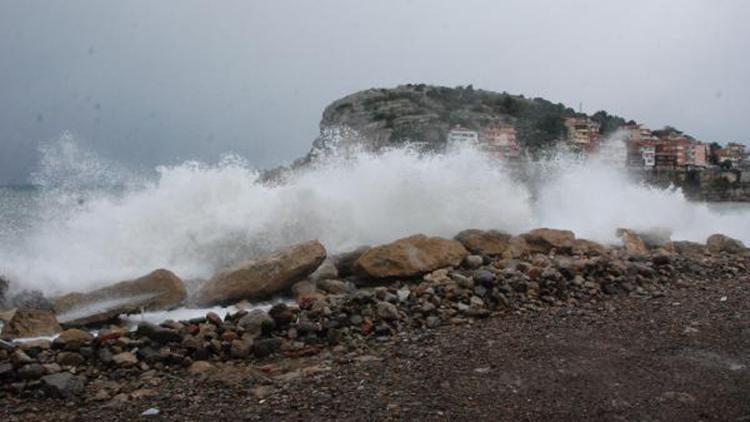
0 228 748 402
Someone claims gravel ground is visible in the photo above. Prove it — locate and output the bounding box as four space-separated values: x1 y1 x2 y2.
2 275 749 421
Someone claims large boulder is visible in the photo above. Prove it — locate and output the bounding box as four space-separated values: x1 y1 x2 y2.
54 269 187 327
706 234 747 254
672 241 707 255
573 239 608 256
194 240 327 306
1 308 61 338
455 229 514 257
616 228 649 255
353 234 468 278
520 228 575 254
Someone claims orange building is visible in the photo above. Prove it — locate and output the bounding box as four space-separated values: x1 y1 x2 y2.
479 123 520 159
654 133 708 169
564 117 600 151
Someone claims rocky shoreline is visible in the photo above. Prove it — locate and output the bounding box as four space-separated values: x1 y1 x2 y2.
0 227 748 413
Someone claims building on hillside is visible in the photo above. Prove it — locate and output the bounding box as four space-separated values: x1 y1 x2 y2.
716 142 747 165
641 142 656 167
653 133 708 169
564 117 601 150
627 140 656 167
654 142 678 168
621 123 657 144
686 143 709 167
479 122 520 159
654 134 689 168
622 124 658 167
446 125 479 145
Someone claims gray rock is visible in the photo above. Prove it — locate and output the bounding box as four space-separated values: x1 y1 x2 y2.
230 339 252 359
238 310 275 339
420 303 436 314
317 279 352 294
463 255 483 269
56 352 85 367
97 347 113 364
253 337 282 358
309 259 339 281
602 284 621 295
470 296 485 308
41 372 85 399
374 323 393 337
268 303 294 327
135 322 182 345
0 362 14 379
112 351 138 367
351 290 376 304
473 270 495 286
376 301 399 321
11 349 33 365
451 273 474 289
42 363 61 374
425 316 441 328
17 363 46 380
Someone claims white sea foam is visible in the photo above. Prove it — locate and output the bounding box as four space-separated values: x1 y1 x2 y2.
0 132 748 295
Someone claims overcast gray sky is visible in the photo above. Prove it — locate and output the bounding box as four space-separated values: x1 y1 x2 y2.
1 0 748 183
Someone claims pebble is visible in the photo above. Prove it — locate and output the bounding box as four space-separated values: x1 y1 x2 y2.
464 255 483 269
112 352 138 367
141 408 160 417
376 301 399 321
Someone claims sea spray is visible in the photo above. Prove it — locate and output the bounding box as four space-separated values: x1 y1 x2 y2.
0 133 748 295
0 135 532 294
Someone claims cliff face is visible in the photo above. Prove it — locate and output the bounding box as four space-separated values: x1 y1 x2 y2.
310 84 626 156
638 168 750 202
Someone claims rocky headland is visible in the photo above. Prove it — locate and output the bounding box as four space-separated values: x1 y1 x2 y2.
286 85 750 202
1 227 749 420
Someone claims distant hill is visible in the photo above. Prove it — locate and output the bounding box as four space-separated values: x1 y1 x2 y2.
308 84 635 157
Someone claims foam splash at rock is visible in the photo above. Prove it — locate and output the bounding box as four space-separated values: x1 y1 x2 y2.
1 135 532 294
533 136 750 245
